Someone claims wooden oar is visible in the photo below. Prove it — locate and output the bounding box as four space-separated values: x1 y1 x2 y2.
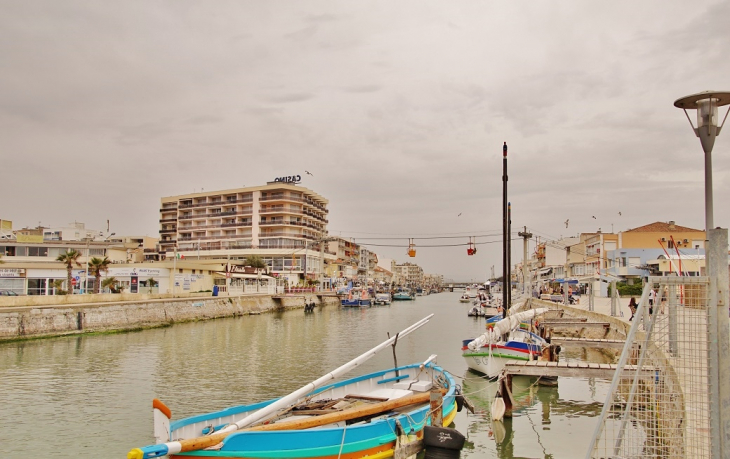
128 314 435 459
175 390 446 453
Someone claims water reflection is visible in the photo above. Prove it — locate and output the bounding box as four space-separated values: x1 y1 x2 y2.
1 292 614 458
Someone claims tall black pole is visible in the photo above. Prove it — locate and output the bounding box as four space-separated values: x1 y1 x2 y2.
508 201 512 311
502 142 508 319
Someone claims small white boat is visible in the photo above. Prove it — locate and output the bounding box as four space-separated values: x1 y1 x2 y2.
462 308 549 378
374 292 392 305
459 293 471 303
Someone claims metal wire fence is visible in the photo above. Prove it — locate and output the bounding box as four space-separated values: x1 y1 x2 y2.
588 276 712 458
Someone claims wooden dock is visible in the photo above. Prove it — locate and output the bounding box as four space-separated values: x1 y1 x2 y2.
540 319 610 329
503 360 656 379
549 337 629 349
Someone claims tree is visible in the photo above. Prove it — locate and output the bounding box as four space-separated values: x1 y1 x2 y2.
51 279 66 295
88 257 111 294
102 276 122 293
146 278 158 293
56 249 82 294
244 255 268 274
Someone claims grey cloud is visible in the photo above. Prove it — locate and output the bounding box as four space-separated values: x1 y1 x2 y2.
262 93 315 104
343 85 383 94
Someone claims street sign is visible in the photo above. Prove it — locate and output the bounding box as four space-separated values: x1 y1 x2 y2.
71 278 77 286
74 276 80 282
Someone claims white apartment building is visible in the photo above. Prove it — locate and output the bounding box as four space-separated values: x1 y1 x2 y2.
159 182 331 285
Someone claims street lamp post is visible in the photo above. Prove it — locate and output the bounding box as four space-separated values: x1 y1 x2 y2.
674 90 730 457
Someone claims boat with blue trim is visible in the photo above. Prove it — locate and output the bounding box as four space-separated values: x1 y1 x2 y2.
128 315 462 459
462 307 549 378
340 287 372 307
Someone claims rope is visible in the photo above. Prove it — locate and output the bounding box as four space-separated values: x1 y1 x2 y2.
336 420 348 459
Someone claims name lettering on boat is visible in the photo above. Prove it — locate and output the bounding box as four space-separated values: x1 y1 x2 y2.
274 175 302 184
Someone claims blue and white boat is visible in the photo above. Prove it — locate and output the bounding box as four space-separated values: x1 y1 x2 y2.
341 287 372 307
462 308 549 378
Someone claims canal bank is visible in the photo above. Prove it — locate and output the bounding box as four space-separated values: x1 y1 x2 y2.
0 293 340 341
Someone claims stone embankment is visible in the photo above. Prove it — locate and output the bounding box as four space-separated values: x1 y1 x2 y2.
0 293 340 342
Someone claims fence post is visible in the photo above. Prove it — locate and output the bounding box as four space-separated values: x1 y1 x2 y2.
708 228 730 457
610 281 617 317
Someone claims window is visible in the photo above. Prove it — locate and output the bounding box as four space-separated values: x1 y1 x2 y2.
27 246 49 257
27 278 48 296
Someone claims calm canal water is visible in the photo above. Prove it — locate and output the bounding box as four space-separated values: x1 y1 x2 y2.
0 292 612 458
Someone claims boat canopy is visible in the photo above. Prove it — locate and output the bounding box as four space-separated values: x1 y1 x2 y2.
552 278 578 285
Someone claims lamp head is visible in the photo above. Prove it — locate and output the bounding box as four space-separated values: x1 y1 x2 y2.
674 90 730 154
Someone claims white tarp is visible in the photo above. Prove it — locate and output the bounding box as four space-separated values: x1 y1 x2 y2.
467 307 548 351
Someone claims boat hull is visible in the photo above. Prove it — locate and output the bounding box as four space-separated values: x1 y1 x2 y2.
341 299 372 307
392 294 414 301
159 364 457 459
461 340 543 379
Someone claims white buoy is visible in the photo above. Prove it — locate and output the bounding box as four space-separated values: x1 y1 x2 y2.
491 390 506 421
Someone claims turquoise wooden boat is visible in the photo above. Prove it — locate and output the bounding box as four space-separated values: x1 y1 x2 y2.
392 290 414 301
128 316 461 459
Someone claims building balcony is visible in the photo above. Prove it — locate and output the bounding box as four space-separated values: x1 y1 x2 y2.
179 234 251 241
160 228 176 234
159 218 177 223
260 206 303 215
179 197 254 209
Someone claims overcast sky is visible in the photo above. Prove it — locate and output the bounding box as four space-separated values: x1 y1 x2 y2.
2 1 729 281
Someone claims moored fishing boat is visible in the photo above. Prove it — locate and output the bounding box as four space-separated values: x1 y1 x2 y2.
341 287 372 307
392 289 414 301
373 292 392 305
462 308 549 378
128 316 462 459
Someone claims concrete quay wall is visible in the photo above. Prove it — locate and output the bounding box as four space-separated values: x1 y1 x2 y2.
0 294 340 342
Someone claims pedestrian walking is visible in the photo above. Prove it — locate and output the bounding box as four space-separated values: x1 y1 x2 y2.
628 297 637 321
660 287 668 314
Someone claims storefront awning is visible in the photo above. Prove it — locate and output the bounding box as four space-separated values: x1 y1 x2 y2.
537 268 552 276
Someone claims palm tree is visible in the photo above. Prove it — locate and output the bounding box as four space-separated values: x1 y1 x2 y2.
88 256 111 294
56 249 82 294
51 279 66 295
102 276 121 293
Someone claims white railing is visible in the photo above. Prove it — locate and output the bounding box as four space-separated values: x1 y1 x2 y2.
587 276 712 458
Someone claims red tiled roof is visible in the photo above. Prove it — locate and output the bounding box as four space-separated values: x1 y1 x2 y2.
624 222 703 233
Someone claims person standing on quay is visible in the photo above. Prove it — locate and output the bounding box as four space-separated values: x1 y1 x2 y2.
648 288 656 315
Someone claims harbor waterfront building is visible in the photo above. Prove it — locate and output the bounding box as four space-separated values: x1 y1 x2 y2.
527 220 712 298
159 182 335 288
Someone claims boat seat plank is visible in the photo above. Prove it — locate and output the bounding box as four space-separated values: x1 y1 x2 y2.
345 394 390 402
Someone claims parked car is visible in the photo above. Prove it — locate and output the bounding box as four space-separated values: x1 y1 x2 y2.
0 290 19 296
